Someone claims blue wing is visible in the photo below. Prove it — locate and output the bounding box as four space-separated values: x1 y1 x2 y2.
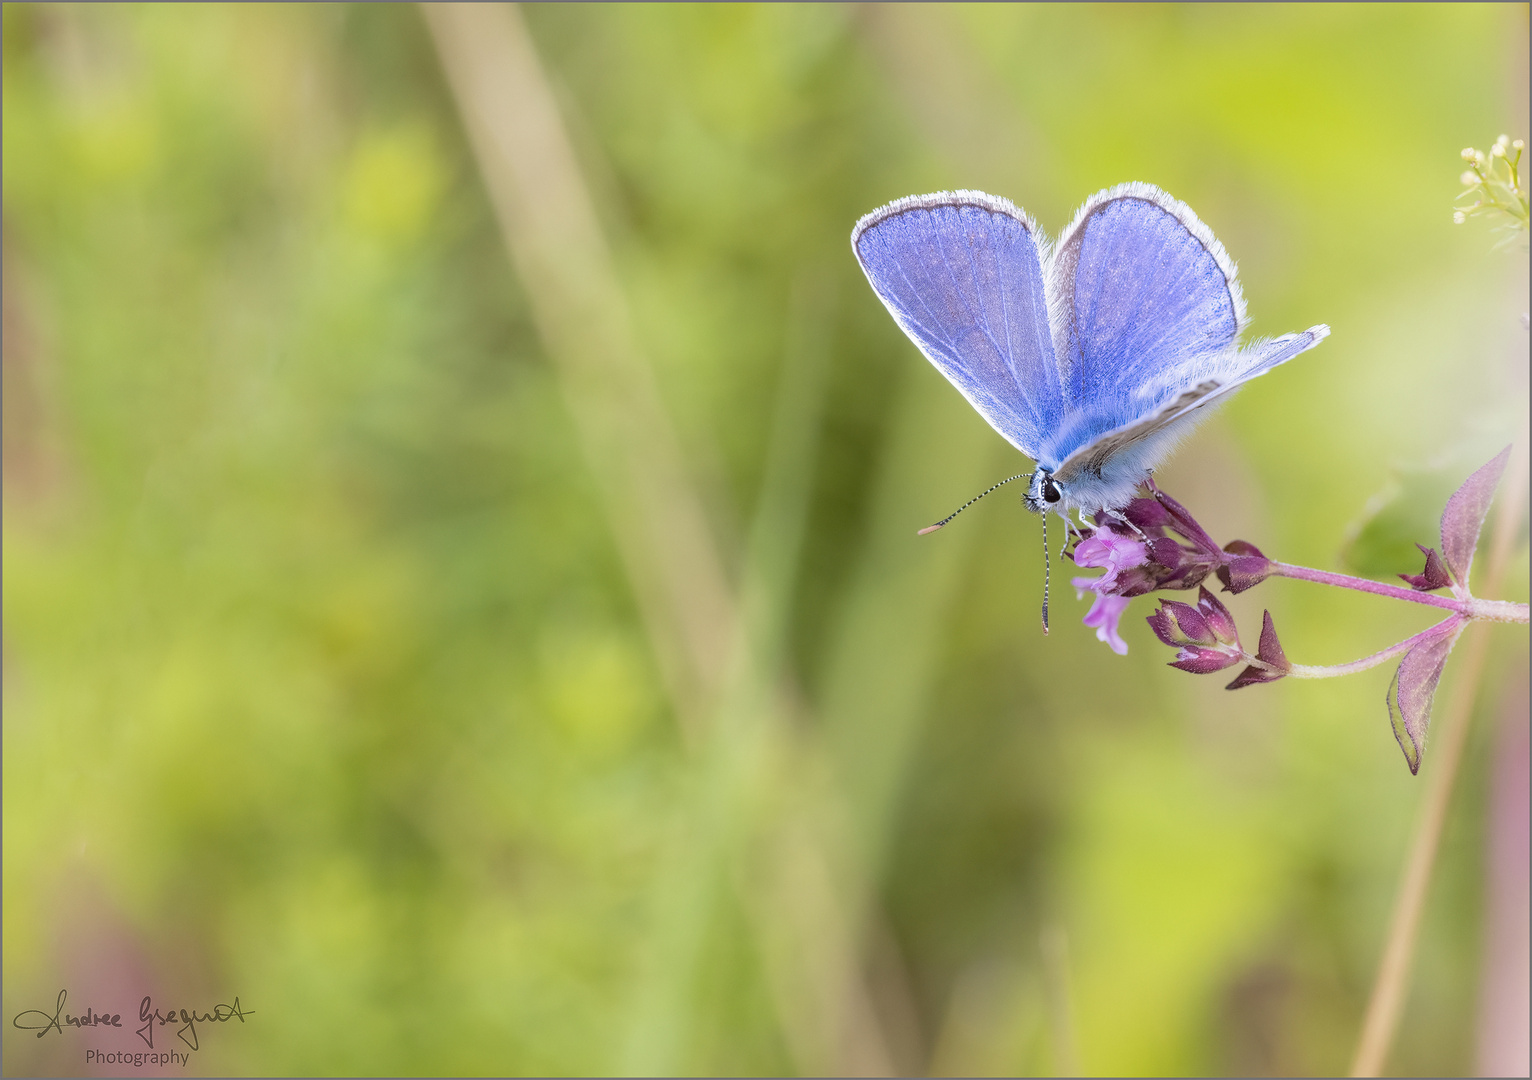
1040 183 1245 468
852 191 1062 458
1052 325 1330 499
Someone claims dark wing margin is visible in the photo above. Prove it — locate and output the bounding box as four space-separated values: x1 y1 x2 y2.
852 190 1062 457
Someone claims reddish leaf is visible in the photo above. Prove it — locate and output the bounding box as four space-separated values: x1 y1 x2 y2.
1225 612 1290 690
1254 611 1290 671
1398 543 1452 592
1226 664 1284 690
1387 617 1467 775
1439 446 1511 593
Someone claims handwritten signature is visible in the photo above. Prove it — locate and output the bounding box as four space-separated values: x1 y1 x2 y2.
11 990 120 1038
136 994 252 1051
12 989 253 1052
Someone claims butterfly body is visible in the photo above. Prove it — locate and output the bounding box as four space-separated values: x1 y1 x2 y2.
852 184 1328 518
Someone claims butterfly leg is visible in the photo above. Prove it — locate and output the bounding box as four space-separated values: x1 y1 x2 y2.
1102 507 1147 540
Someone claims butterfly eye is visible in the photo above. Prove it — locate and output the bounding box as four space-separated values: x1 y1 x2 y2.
1042 477 1062 504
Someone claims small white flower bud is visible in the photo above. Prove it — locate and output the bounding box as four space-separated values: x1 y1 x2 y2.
1514 139 1526 151
1461 147 1477 160
1453 210 1466 224
1497 134 1510 147
1460 170 1479 186
1491 142 1506 157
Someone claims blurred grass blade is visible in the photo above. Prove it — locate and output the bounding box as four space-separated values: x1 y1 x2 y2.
1040 924 1081 1077
740 270 836 665
422 1 735 739
424 8 891 1073
734 272 900 1077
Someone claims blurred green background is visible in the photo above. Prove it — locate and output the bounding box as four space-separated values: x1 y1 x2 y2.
4 3 1528 1075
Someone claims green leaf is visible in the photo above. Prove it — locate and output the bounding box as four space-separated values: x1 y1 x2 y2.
1341 464 1471 579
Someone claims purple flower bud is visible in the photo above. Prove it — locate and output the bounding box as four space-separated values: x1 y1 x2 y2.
1194 586 1240 645
1108 566 1161 598
1146 599 1214 646
1166 563 1215 591
1169 646 1243 674
1148 590 1246 675
1148 536 1189 569
1398 543 1452 592
1121 497 1173 531
1215 539 1275 594
1145 605 1176 646
1147 486 1221 555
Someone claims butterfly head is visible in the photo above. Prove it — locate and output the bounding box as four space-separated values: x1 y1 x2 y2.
1023 470 1064 515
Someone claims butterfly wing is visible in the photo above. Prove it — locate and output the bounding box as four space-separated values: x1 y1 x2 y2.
1039 183 1247 469
1053 324 1330 494
853 191 1062 458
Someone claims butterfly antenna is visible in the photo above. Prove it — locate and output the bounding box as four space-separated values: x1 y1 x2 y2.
917 473 1032 536
1041 510 1050 634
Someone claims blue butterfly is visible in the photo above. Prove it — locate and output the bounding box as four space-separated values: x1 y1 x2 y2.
852 184 1328 523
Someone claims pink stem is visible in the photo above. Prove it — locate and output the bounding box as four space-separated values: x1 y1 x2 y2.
1279 617 1462 679
1272 562 1463 610
1273 562 1528 623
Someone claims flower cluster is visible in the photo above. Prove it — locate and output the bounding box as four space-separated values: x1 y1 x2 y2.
1069 486 1276 654
1069 488 1292 686
1455 135 1528 236
1145 586 1291 689
1066 448 1527 775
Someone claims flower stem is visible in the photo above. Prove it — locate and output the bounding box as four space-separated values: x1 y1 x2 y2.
1278 618 1461 679
1351 618 1497 1076
1466 598 1532 623
1272 562 1528 623
1272 561 1458 607
1350 417 1530 1076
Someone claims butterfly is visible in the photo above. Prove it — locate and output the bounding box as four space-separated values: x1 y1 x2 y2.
851 183 1328 525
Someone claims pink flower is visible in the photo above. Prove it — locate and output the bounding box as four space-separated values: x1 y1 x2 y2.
1070 528 1147 655
1071 530 1147 592
1080 593 1132 655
